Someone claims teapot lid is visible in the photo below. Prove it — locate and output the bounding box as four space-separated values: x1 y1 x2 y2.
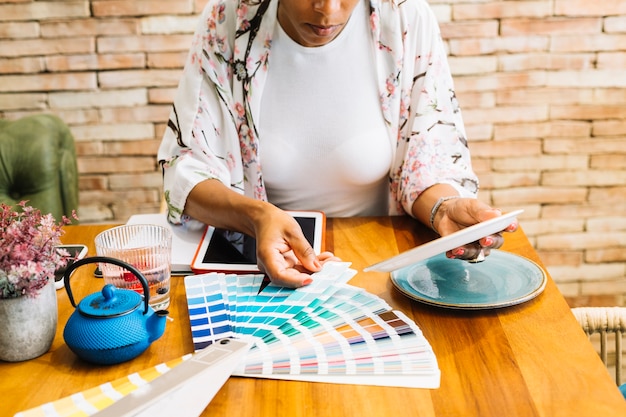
78 284 142 318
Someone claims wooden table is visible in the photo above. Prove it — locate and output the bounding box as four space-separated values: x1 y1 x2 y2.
3 217 626 417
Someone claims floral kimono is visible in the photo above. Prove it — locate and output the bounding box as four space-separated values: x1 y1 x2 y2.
157 0 479 225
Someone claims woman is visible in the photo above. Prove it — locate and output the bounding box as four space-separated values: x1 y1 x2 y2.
158 0 517 287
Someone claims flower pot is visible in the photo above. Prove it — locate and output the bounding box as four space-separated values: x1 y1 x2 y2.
0 277 57 362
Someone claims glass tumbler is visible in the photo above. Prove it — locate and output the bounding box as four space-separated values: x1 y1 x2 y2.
95 224 172 310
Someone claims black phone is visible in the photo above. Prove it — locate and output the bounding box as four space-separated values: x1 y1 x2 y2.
54 244 88 290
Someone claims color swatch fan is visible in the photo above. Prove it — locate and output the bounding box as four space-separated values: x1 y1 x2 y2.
184 262 440 388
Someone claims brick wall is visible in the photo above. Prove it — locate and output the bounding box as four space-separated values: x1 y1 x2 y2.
1 0 625 306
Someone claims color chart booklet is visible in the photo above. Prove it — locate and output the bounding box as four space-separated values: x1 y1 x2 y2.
184 262 441 388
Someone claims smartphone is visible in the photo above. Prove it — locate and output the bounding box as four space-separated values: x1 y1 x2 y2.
54 244 88 290
191 211 325 274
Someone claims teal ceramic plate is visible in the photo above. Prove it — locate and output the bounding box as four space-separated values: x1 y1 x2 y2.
390 250 546 309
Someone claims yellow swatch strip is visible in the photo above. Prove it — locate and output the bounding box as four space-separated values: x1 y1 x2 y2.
15 355 191 417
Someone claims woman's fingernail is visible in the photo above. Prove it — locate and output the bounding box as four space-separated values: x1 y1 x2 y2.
302 278 313 286
453 248 465 256
483 237 493 247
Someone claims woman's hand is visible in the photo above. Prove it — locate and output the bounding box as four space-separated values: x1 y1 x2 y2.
433 197 518 261
252 207 340 288
185 179 340 288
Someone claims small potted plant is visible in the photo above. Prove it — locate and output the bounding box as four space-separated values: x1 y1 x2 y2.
0 201 76 361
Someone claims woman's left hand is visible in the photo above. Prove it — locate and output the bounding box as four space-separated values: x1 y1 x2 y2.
434 198 519 261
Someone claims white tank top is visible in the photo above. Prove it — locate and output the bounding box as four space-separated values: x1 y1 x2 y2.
259 0 391 217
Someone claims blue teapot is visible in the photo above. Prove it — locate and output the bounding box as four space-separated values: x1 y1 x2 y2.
62 256 168 365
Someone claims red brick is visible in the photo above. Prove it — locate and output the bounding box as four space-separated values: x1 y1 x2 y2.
538 250 584 267
597 52 626 70
0 21 38 39
592 120 626 136
498 53 595 71
462 105 548 124
74 140 104 157
554 0 626 16
53 109 100 125
494 121 591 140
92 1 193 17
71 123 155 141
97 34 192 53
551 34 626 53
140 16 198 35
551 105 626 120
605 16 626 33
492 186 587 205
501 18 602 36
546 70 626 88
0 73 96 92
0 37 94 57
99 105 170 124
543 171 626 187
453 1 552 20
49 89 147 109
0 92 46 111
40 18 139 38
109 172 162 189
46 53 146 72
496 88 594 105
104 140 161 157
455 71 546 93
79 175 108 191
544 138 625 154
0 57 44 74
147 52 187 69
588 188 626 207
78 156 157 174
449 36 548 56
470 139 542 158
0 1 88 21
492 155 588 172
98 69 183 88
440 20 499 39
148 88 176 104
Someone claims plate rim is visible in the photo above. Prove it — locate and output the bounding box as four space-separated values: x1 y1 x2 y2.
390 250 547 310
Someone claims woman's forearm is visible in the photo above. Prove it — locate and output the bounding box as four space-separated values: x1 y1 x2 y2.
184 179 276 238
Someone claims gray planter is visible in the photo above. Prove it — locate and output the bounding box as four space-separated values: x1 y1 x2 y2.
0 278 57 362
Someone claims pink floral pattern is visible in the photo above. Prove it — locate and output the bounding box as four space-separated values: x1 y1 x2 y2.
158 0 478 223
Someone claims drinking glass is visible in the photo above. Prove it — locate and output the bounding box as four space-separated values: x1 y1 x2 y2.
95 224 172 310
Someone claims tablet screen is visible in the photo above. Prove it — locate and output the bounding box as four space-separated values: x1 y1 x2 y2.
191 211 325 274
201 216 318 265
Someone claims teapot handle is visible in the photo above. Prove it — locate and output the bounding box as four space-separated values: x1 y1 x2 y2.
63 256 151 315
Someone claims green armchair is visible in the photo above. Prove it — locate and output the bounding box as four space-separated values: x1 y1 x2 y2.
0 114 79 221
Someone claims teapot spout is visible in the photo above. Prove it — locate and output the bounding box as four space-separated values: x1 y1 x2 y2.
147 309 169 343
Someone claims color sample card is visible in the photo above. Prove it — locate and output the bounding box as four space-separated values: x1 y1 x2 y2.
16 355 189 417
184 262 441 388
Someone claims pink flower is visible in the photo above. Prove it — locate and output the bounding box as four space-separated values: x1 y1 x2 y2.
0 201 77 299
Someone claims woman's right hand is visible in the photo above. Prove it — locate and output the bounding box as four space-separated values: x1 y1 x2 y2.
185 179 339 288
252 207 340 288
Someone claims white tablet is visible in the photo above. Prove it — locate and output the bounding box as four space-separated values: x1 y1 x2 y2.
364 209 523 273
191 211 326 274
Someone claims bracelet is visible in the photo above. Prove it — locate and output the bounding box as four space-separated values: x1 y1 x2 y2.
429 196 462 234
